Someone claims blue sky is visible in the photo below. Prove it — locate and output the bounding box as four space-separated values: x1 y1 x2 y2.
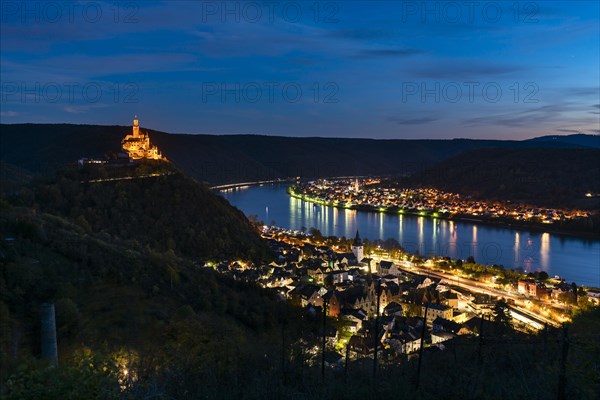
1 0 598 139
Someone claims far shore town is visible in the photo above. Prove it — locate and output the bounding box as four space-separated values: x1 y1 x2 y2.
290 178 593 228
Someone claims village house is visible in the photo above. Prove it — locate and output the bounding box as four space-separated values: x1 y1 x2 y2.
329 270 348 284
348 335 376 358
431 331 455 345
377 260 394 275
467 293 496 315
290 284 327 307
432 317 461 334
340 309 368 332
383 301 404 317
323 290 342 318
379 282 401 313
551 281 576 302
518 279 548 299
423 303 453 327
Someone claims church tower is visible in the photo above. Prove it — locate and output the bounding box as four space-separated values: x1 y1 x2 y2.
352 230 364 263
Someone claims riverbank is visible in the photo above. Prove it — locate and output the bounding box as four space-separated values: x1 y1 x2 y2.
287 186 600 241
210 178 294 190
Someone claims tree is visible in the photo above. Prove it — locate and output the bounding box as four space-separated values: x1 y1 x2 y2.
466 256 476 264
492 299 512 327
247 214 263 228
309 227 322 240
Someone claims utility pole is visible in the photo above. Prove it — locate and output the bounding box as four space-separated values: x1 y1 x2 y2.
415 302 429 390
281 321 286 382
557 324 569 400
477 314 485 363
344 343 350 383
321 299 328 383
372 282 381 380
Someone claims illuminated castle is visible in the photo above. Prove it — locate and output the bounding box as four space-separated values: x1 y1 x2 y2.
121 117 166 160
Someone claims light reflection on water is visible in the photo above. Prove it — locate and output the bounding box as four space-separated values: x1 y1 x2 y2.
221 184 600 287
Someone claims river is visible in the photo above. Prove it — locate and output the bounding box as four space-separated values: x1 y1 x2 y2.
219 184 600 287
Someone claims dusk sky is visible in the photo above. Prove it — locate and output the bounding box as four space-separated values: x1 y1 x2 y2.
1 0 598 139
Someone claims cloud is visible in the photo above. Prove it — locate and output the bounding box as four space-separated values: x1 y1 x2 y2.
407 61 526 79
463 103 575 127
556 129 583 133
1 52 197 83
287 58 317 65
64 104 110 114
325 28 395 41
0 111 18 117
388 115 438 125
354 48 425 59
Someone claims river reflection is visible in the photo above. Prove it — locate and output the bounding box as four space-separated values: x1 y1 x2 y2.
220 184 600 287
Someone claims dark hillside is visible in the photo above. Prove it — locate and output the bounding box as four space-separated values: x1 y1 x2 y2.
411 148 600 210
1 123 595 185
8 162 270 261
0 203 310 394
527 134 600 148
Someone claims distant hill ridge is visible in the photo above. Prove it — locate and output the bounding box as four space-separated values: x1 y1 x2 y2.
2 123 597 186
527 134 600 148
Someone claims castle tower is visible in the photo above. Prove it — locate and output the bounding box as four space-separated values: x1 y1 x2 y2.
132 116 140 137
122 116 166 161
352 230 364 263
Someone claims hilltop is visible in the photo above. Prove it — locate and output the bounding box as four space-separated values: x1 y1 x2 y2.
6 161 270 261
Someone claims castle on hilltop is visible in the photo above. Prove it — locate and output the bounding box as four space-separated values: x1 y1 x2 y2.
121 117 166 160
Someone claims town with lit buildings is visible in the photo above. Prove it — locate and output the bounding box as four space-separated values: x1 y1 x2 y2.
290 179 592 227
204 226 598 366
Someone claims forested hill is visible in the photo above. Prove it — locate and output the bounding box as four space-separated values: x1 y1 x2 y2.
1 123 596 185
6 161 271 261
0 164 312 399
410 148 600 210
